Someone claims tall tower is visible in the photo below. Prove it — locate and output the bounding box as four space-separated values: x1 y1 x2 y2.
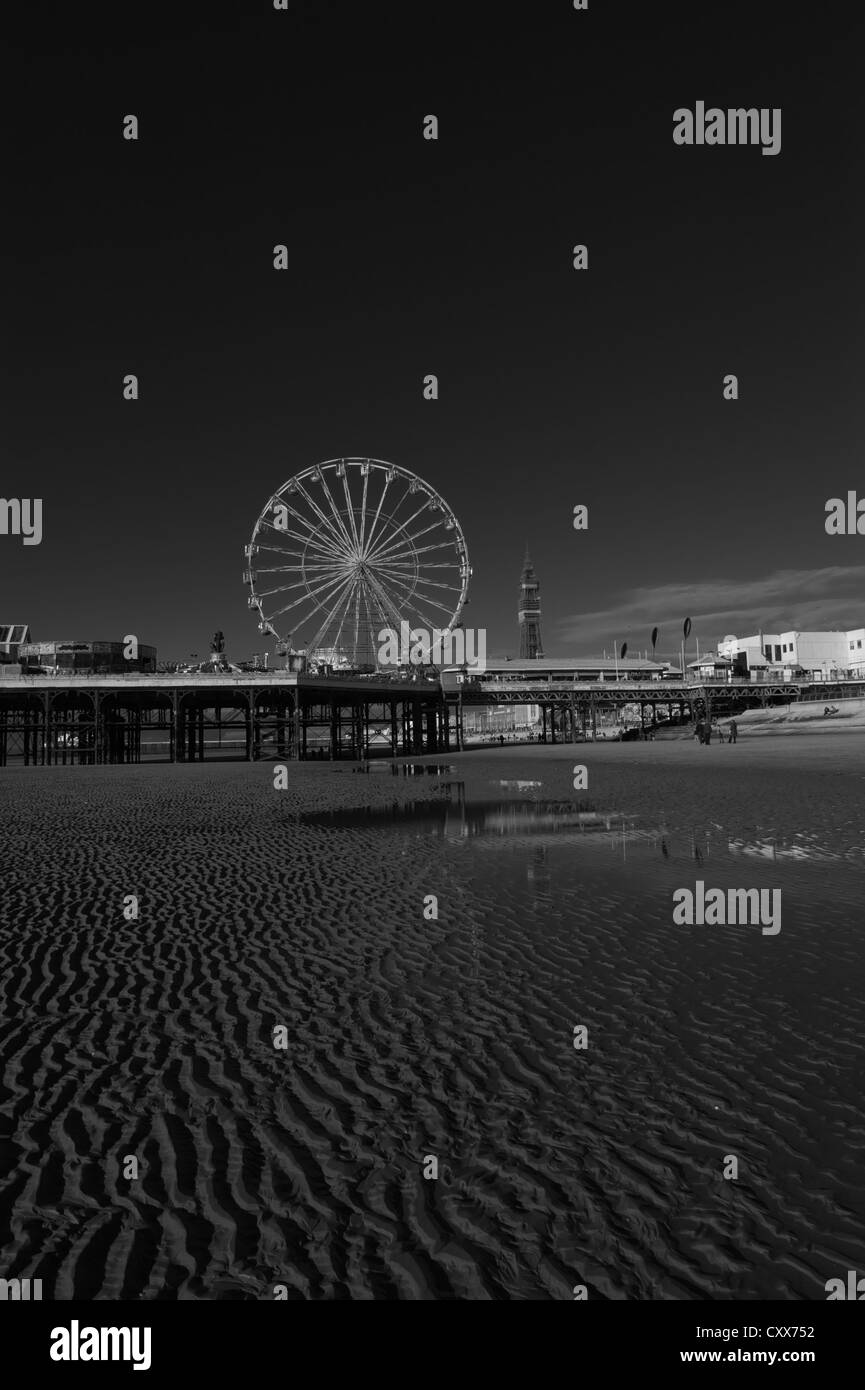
518 545 544 659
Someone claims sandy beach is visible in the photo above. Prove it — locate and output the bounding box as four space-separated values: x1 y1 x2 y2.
1 736 864 1299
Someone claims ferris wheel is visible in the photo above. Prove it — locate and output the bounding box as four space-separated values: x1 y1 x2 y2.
244 458 471 668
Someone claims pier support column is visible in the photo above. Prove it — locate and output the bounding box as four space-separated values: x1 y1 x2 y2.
402 700 411 755
411 699 423 754
243 697 252 761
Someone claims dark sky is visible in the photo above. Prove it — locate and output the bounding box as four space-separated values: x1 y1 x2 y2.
5 1 863 664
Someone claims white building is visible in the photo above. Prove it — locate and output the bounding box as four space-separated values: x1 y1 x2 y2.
845 628 865 677
717 630 864 679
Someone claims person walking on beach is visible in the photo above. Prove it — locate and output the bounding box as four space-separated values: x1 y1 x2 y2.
729 719 738 744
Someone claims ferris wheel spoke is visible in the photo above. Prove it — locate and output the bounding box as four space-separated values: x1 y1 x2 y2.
374 559 456 586
359 476 393 559
308 573 358 654
374 568 460 624
339 470 362 553
255 565 352 601
255 542 345 569
285 574 358 645
373 565 460 597
374 556 460 569
255 562 356 577
323 580 358 656
264 566 356 618
366 570 432 627
293 479 355 556
365 500 433 563
258 525 346 564
364 567 409 631
261 495 347 551
357 469 370 553
370 530 453 564
261 508 349 561
351 581 363 661
361 581 382 653
356 579 382 662
367 520 447 566
363 477 412 558
316 470 358 554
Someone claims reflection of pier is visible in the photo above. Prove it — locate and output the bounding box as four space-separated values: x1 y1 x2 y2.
303 793 645 847
0 673 449 767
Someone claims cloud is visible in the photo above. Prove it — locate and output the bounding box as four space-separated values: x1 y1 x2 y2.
555 566 865 655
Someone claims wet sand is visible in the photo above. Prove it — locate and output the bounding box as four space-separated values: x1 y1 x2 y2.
1 737 863 1299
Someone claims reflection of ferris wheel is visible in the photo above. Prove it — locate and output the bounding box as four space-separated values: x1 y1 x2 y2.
244 458 471 667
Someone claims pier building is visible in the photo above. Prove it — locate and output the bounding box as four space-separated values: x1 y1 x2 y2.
0 624 30 665
18 639 157 676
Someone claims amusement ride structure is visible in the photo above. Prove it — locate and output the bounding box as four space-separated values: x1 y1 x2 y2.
244 459 471 669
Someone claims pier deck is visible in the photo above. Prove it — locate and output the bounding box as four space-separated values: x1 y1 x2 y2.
1 671 862 765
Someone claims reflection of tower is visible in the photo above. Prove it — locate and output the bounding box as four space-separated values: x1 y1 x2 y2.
518 546 544 659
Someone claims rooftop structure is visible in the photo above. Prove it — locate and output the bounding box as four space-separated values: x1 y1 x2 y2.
444 655 671 686
18 639 157 675
0 624 30 663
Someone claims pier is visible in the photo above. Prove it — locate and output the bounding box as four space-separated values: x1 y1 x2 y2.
2 669 864 766
0 672 451 766
448 671 865 742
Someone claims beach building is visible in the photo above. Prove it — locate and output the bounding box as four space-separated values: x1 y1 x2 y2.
687 655 734 680
18 639 157 675
0 624 31 664
845 628 865 677
717 630 864 680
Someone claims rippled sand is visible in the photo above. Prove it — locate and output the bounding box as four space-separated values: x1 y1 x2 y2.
1 738 863 1299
